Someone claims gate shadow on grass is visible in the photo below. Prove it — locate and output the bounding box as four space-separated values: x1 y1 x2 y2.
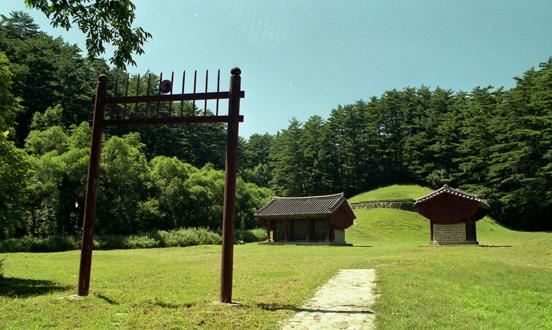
256 303 374 314
0 277 70 297
95 293 119 305
150 301 195 309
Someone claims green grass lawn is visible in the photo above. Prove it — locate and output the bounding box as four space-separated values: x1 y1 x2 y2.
1 198 551 328
349 184 433 203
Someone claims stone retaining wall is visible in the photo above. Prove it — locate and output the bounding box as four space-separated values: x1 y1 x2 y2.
350 199 416 211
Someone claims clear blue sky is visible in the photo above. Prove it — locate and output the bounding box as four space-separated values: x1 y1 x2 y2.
2 0 552 137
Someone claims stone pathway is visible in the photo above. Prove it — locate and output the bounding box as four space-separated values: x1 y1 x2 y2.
282 269 377 330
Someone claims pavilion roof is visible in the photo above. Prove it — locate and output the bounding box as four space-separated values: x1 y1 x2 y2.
255 193 350 218
415 185 489 208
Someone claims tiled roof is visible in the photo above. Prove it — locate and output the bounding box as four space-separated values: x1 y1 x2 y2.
255 193 347 217
415 185 489 208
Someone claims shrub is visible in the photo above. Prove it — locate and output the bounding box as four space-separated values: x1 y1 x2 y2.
0 257 5 278
235 228 267 243
95 234 161 250
124 235 160 249
190 227 221 245
0 236 78 252
29 236 78 252
157 227 221 247
0 228 223 252
167 229 198 247
154 230 176 247
0 237 33 252
94 235 127 250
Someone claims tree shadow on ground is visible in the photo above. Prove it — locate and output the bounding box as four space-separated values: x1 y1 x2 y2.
0 277 71 297
479 245 512 248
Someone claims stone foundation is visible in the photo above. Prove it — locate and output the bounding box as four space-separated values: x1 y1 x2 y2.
432 222 478 245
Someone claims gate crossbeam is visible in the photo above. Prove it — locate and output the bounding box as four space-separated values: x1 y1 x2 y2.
104 91 244 104
104 115 244 127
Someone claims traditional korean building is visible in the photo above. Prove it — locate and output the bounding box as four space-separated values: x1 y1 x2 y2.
255 193 356 245
415 185 489 245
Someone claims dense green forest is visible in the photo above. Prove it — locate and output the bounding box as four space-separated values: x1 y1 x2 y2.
0 11 550 239
0 12 270 239
246 63 552 230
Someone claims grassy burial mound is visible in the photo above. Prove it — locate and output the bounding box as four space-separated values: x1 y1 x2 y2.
348 184 433 211
349 184 433 204
347 184 521 245
348 207 522 245
0 185 550 329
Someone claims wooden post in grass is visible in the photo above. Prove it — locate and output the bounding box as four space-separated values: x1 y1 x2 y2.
220 67 241 303
78 75 107 296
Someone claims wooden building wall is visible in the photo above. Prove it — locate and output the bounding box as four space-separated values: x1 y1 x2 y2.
271 218 335 243
417 194 481 224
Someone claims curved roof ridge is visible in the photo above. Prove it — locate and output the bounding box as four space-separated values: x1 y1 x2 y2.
328 193 346 211
272 192 344 200
254 199 275 215
415 185 488 207
415 185 449 202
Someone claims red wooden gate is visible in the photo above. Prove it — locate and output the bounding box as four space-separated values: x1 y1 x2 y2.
78 68 244 303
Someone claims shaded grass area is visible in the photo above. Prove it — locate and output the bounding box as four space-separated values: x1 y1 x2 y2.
349 184 433 203
0 277 70 297
1 208 550 329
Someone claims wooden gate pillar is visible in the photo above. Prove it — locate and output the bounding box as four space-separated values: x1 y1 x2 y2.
78 75 107 296
220 68 241 303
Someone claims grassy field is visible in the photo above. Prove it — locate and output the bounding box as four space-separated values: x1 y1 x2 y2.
1 188 551 329
349 184 433 203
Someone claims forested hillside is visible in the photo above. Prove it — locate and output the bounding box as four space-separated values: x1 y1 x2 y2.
1 11 550 237
239 61 552 230
0 12 270 239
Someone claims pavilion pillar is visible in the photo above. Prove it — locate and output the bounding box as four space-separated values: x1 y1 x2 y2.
325 218 331 242
307 219 312 242
473 221 477 243
289 219 294 241
305 218 311 242
266 220 271 242
284 219 289 242
466 218 477 243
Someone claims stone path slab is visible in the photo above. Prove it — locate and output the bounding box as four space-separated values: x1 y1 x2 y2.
282 269 376 330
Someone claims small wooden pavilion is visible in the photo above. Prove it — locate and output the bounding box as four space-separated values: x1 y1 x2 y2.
415 185 489 245
255 193 356 245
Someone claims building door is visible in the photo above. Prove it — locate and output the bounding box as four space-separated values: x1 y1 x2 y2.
293 219 308 241
314 219 327 241
274 221 286 241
